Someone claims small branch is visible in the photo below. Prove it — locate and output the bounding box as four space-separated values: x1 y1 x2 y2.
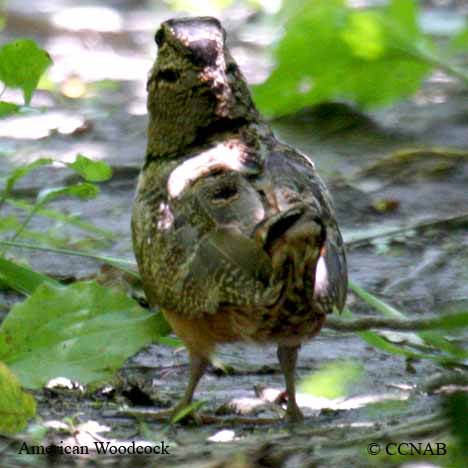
325 314 466 332
118 408 280 426
345 212 468 248
422 371 468 394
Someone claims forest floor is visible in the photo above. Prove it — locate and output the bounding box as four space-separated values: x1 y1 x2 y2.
0 1 467 467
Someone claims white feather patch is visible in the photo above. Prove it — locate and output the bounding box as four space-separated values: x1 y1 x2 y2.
314 256 329 295
167 142 251 198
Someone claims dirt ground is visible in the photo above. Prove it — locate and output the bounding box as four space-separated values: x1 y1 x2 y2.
0 1 467 467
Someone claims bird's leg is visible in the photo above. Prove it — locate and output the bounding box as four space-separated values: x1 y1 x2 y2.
277 345 303 423
172 353 209 419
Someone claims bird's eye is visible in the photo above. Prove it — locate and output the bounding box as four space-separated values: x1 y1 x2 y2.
210 185 239 203
158 69 180 82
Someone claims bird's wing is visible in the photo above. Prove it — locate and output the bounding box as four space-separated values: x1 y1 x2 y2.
171 227 274 318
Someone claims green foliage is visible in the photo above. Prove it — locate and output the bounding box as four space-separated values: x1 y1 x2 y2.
0 101 19 117
0 11 290 428
444 392 468 465
0 37 112 246
299 360 363 399
349 281 468 365
0 153 114 252
450 26 468 51
0 256 60 295
0 39 52 105
0 362 36 435
37 183 100 204
3 182 99 252
0 215 20 233
66 154 113 183
0 281 163 389
0 158 53 207
254 0 467 116
171 401 205 424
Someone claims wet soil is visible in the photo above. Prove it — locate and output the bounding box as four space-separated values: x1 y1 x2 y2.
0 1 467 467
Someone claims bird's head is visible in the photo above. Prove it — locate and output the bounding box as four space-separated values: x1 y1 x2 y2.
147 17 258 158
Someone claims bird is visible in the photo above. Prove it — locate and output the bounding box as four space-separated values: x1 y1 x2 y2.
131 16 347 423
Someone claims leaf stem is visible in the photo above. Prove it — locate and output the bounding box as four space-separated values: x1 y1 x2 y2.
5 197 115 238
326 313 468 332
411 45 468 86
345 212 468 248
0 239 138 277
0 203 43 256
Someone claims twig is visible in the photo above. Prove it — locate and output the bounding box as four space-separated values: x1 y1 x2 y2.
345 212 468 248
118 408 280 426
325 314 467 332
422 371 468 394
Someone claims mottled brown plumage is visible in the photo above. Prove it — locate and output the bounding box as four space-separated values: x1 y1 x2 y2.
132 17 347 422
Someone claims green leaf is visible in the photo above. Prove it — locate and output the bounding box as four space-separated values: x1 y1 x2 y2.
157 335 182 347
450 26 468 51
66 154 112 182
349 281 405 319
341 10 387 61
0 39 52 104
0 101 19 118
0 362 36 434
253 0 432 116
0 215 20 233
387 0 419 36
299 360 363 399
153 310 173 338
0 158 53 205
0 256 60 295
0 281 164 388
357 330 425 360
426 312 468 330
349 282 468 362
170 401 205 424
37 183 99 204
358 327 468 365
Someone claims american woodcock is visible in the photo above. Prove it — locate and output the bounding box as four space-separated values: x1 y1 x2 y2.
132 17 347 422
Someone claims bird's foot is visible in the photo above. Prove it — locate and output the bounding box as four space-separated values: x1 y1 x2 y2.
275 390 304 423
285 403 304 424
